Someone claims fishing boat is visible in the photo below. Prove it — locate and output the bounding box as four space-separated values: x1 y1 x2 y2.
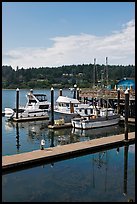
4 89 51 121
71 107 120 129
54 95 96 122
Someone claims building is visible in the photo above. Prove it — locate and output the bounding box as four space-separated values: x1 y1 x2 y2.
116 78 135 90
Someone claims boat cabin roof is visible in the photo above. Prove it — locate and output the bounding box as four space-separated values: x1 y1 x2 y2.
56 96 80 104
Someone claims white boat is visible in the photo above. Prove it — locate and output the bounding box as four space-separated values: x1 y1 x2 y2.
54 95 96 122
4 90 51 121
71 107 120 129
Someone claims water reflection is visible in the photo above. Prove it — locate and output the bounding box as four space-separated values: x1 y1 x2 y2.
4 119 135 155
72 124 126 140
123 145 128 196
50 130 55 147
15 123 21 152
92 151 108 192
91 144 134 201
2 144 135 202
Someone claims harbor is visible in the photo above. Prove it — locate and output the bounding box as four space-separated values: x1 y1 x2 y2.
2 88 135 202
2 2 135 202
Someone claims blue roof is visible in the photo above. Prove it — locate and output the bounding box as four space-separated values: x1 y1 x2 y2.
116 78 135 90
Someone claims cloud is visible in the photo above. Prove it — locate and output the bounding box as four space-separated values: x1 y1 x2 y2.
2 19 135 69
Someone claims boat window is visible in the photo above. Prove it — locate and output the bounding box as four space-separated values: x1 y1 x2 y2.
90 109 93 114
39 105 49 109
35 95 47 102
29 99 37 104
85 109 88 115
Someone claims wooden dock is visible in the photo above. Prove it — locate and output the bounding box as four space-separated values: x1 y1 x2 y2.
79 89 135 100
120 117 135 124
2 132 135 174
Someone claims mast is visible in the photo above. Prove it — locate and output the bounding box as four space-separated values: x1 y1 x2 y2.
106 57 109 117
106 57 108 88
93 58 97 88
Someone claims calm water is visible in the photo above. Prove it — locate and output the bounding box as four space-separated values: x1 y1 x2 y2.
2 89 135 202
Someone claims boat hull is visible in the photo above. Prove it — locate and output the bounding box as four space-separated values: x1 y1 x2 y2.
5 108 49 121
71 115 120 129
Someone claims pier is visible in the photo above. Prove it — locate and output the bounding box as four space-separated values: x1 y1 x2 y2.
2 132 135 174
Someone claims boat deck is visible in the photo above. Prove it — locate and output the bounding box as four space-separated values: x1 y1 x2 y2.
2 132 135 174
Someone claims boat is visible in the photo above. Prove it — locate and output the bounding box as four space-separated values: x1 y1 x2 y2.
71 107 120 129
54 95 96 122
4 89 51 121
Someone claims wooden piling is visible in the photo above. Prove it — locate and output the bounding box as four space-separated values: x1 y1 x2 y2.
59 89 62 96
117 88 120 114
16 88 19 119
77 87 79 100
51 87 54 126
124 89 129 141
73 84 77 99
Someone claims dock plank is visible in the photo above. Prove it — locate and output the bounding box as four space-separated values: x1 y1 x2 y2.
2 132 135 173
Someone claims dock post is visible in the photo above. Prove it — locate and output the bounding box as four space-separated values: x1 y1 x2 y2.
77 87 79 100
73 84 77 99
117 88 120 114
79 88 82 102
124 89 129 141
51 87 54 126
16 88 19 119
59 89 62 96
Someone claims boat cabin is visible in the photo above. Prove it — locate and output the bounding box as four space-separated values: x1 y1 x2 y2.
27 92 50 110
99 108 114 117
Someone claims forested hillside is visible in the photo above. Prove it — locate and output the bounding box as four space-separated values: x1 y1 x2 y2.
2 64 135 89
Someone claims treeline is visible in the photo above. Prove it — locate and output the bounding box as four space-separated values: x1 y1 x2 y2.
2 64 135 89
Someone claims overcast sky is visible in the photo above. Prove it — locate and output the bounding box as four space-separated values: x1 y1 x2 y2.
2 2 135 69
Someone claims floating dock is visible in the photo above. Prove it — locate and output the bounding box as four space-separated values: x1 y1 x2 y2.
48 123 72 129
11 116 49 122
2 132 135 174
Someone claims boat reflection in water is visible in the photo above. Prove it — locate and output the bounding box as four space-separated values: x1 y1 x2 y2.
71 124 125 141
4 119 133 154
